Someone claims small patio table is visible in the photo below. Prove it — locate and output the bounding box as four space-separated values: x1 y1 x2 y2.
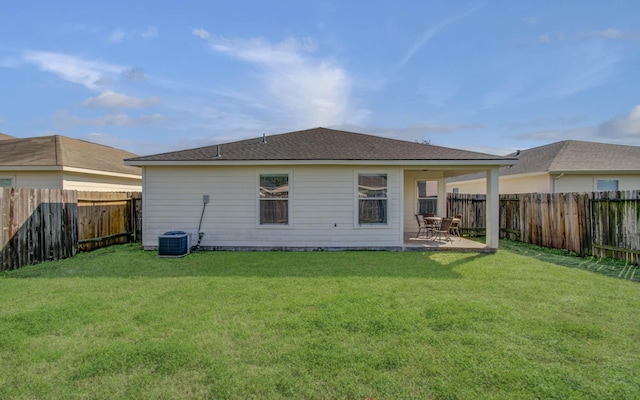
423 216 442 240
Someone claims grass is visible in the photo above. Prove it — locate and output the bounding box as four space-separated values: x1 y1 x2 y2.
1 242 639 399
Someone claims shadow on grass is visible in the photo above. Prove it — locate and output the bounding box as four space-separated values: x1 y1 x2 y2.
498 239 639 283
2 243 494 280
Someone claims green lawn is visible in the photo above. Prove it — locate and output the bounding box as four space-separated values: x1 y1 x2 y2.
1 242 639 399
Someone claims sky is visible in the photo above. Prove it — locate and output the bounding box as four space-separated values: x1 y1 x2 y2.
1 1 640 156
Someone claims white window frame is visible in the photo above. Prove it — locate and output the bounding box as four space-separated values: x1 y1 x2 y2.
354 171 390 228
0 176 14 188
256 170 293 228
415 179 438 215
596 179 619 192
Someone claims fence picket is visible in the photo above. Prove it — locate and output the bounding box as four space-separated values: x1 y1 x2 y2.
1 189 141 271
449 191 639 264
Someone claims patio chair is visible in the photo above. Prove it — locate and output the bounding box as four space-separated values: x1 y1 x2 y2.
450 217 462 239
433 217 453 242
414 214 429 238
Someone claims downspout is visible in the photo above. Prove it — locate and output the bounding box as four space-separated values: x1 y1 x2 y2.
553 172 565 193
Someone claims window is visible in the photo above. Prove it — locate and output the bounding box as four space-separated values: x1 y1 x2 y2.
452 188 459 194
0 178 12 187
259 174 289 224
596 179 618 192
417 180 438 215
358 173 387 224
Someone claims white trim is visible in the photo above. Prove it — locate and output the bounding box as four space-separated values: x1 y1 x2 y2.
595 178 619 192
0 175 15 187
354 170 391 229
399 169 405 246
141 168 148 246
414 178 440 215
0 166 62 171
486 167 500 249
550 170 640 175
61 166 141 179
437 178 446 216
256 169 293 229
127 159 517 167
0 165 141 179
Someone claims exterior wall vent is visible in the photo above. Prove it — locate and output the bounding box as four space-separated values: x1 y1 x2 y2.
158 231 189 257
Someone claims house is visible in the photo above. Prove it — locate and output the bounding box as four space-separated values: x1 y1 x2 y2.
0 135 142 191
447 140 640 194
125 127 517 251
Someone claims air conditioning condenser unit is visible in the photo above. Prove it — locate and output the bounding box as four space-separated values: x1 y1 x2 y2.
158 231 189 257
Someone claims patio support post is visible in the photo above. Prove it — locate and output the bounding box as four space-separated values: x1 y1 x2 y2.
437 178 446 217
486 167 499 249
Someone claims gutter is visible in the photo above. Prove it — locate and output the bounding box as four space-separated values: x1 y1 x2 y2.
553 172 565 193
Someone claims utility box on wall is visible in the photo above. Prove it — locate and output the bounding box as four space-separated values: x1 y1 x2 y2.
158 231 189 257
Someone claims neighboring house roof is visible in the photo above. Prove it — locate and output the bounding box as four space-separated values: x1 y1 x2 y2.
126 127 517 165
448 140 640 182
0 132 15 140
0 135 141 176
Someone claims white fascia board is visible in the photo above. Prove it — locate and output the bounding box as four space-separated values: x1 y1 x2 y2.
126 159 518 168
62 166 142 180
549 169 640 175
0 165 62 171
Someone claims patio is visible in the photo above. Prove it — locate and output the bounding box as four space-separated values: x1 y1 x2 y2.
403 232 493 252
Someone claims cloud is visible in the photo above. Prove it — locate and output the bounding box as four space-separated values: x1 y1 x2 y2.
550 43 618 98
108 29 127 43
55 110 165 128
597 105 640 138
81 91 161 109
509 33 557 46
399 5 480 67
332 123 482 141
122 67 146 81
208 36 318 64
192 28 210 39
514 104 640 146
417 80 459 107
482 80 525 108
584 28 640 41
0 57 20 68
141 26 159 39
107 26 159 43
497 41 619 103
525 16 538 25
82 132 174 156
514 29 640 46
199 35 354 127
22 51 124 90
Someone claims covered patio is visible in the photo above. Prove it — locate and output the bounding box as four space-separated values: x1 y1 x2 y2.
403 232 493 252
401 165 502 251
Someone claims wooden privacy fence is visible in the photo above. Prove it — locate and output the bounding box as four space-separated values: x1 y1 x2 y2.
78 192 142 252
0 188 78 270
448 191 640 264
1 188 141 271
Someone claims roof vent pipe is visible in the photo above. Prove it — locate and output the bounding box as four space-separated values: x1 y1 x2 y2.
262 133 267 143
215 145 221 158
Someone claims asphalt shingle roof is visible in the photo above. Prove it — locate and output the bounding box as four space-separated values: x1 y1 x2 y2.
0 135 141 176
127 127 514 163
448 140 640 182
